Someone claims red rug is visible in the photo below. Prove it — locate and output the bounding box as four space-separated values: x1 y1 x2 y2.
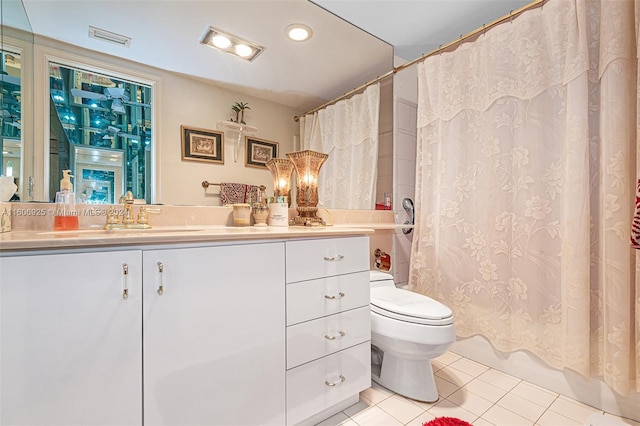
423 417 473 426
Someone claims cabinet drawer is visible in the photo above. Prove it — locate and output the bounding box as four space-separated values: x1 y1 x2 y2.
287 271 369 325
286 342 371 426
287 306 370 369
286 236 369 283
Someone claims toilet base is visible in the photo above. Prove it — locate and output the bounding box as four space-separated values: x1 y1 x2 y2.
372 351 439 403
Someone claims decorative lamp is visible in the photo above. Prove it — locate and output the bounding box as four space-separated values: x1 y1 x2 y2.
286 150 328 226
265 158 294 205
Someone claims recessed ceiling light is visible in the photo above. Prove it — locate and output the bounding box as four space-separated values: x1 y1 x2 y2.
286 23 313 42
211 35 231 49
200 26 264 62
234 44 254 58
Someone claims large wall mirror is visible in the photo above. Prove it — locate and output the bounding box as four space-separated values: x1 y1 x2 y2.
3 0 393 207
0 0 32 201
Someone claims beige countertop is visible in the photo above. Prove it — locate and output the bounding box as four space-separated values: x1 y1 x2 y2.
0 225 375 252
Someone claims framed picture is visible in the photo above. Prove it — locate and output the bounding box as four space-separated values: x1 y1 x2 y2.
245 137 278 168
181 125 224 164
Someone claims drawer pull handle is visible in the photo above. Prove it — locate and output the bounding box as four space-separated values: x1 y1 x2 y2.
122 264 129 299
324 292 345 300
325 331 346 340
323 255 345 262
157 262 164 295
325 375 346 387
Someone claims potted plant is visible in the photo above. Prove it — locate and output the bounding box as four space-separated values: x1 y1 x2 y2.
230 102 250 124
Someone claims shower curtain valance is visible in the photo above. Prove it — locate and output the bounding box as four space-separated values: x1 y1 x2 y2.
417 0 589 127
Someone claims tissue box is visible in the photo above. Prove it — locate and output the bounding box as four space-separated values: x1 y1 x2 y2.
0 202 11 233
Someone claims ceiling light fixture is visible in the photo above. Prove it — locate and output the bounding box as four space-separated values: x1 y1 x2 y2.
200 26 264 62
286 23 313 42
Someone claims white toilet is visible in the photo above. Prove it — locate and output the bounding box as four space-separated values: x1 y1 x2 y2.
369 270 455 402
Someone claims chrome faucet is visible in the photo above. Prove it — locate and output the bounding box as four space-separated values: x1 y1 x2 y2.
104 191 151 230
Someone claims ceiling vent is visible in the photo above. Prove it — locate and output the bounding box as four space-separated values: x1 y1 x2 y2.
89 26 132 47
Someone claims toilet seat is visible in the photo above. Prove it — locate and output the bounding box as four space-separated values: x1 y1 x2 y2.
371 287 453 326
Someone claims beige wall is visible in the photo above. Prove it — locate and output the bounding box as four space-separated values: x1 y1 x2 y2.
158 75 299 205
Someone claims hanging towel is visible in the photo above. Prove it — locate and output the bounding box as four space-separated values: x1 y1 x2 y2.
631 177 640 246
219 183 259 206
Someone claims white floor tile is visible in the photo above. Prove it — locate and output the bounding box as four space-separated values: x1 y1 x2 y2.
432 359 446 372
474 417 497 426
548 395 602 424
586 412 632 426
376 395 425 424
433 351 462 366
509 381 558 408
537 409 582 426
463 378 509 403
446 388 493 417
476 368 521 392
427 399 477 425
360 383 393 404
601 413 640 426
435 365 476 386
449 357 490 377
497 392 547 422
404 410 436 426
315 411 355 426
434 375 462 398
348 406 403 426
482 404 534 426
343 397 374 418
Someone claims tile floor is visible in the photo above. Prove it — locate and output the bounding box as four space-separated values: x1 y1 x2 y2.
316 351 640 426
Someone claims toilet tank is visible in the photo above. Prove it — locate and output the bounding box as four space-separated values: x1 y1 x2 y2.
370 270 396 288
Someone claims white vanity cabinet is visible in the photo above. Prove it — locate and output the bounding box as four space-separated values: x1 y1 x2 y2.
142 242 286 426
0 250 143 426
285 236 371 426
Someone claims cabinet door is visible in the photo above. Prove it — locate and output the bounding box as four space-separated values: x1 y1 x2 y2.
0 250 143 426
143 242 286 426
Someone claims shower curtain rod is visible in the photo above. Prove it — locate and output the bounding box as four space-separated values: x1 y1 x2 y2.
293 0 546 122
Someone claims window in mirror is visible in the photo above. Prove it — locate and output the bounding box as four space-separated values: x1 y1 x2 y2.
1 49 21 200
48 63 152 204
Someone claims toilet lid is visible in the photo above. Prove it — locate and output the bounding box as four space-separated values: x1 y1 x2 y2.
371 287 453 326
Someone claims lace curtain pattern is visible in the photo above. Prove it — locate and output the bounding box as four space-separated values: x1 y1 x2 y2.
300 84 380 209
410 0 639 395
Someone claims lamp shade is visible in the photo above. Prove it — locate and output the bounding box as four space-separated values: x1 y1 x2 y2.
265 158 294 202
286 150 328 226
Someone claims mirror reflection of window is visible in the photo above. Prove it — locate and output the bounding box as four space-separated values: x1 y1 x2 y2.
1 49 21 200
48 63 152 204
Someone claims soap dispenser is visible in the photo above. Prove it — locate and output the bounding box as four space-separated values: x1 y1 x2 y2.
54 170 79 231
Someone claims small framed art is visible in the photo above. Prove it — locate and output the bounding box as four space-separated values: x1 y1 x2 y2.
245 137 278 168
181 125 224 164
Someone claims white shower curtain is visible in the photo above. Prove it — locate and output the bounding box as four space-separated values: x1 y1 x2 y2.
410 0 639 395
300 84 380 209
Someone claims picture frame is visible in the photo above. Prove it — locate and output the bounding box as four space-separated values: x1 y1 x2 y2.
181 125 224 164
245 137 278 168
